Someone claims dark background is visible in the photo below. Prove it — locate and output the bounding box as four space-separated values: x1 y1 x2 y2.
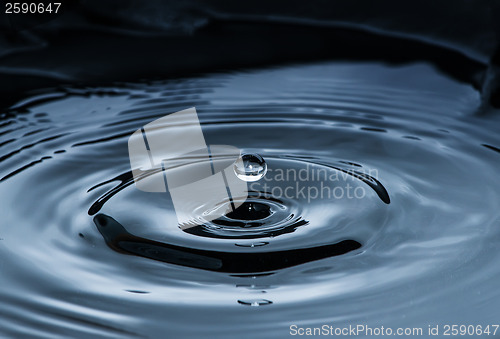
1 0 500 109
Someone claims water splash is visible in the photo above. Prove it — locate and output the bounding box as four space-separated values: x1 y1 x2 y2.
1 62 499 337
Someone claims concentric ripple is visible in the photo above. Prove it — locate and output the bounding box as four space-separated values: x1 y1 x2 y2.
1 62 500 337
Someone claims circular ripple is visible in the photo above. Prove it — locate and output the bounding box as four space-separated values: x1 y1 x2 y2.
0 62 499 337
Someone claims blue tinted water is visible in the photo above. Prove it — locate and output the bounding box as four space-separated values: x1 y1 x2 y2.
0 62 499 337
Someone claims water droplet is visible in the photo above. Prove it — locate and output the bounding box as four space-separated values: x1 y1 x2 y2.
237 299 273 307
233 153 267 182
235 242 269 248
125 290 150 294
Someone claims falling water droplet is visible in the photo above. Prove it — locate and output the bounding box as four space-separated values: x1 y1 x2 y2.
233 153 267 182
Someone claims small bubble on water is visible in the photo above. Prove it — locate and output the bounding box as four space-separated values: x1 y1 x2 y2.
233 153 267 182
237 299 273 307
235 242 269 247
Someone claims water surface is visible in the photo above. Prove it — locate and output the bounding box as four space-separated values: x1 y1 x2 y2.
0 62 499 337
